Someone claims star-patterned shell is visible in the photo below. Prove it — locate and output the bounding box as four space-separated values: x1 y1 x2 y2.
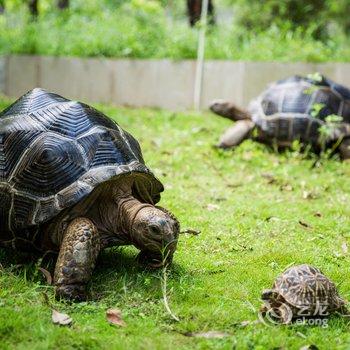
272 264 345 312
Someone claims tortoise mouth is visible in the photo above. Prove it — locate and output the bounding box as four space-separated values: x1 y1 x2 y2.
137 249 174 268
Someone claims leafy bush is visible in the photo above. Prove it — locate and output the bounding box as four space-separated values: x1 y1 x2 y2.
0 0 350 62
233 0 350 41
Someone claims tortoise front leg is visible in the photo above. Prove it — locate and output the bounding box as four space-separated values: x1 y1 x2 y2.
218 120 255 149
339 138 350 160
54 217 100 301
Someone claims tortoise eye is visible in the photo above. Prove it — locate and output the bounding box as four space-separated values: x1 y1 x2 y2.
149 225 161 236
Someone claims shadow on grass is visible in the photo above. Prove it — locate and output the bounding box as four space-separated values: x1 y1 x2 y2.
91 246 186 301
0 245 186 302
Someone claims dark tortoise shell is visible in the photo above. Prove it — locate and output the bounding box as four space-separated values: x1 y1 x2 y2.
249 75 350 145
0 88 163 251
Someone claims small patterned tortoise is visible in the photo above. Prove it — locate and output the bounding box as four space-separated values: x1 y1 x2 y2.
210 74 350 159
0 88 179 301
261 264 347 324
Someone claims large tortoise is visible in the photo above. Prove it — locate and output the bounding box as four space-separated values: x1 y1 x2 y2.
261 264 347 324
0 88 179 301
210 74 350 159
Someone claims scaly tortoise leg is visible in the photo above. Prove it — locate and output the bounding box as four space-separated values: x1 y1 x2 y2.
339 138 350 160
54 217 100 301
218 120 255 149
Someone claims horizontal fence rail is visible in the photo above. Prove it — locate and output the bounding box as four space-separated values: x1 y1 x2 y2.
1 55 350 110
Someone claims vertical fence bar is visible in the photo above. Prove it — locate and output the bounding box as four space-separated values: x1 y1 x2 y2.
0 56 5 95
193 0 209 110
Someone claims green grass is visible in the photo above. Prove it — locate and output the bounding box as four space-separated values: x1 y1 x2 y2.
1 0 350 62
1 96 350 349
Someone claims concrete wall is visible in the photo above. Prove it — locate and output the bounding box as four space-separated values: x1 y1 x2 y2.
0 56 6 95
2 55 350 110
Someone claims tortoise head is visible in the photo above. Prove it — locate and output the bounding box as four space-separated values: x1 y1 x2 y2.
209 99 250 121
260 289 292 323
131 205 180 268
210 99 234 117
261 289 279 302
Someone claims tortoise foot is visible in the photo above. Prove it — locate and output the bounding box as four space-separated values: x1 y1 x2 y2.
55 284 87 301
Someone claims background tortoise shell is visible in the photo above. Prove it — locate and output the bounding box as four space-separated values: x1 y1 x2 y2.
272 264 345 312
0 88 163 249
249 75 350 144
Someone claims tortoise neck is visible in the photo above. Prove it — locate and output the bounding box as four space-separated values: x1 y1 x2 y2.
114 196 151 237
96 186 153 246
227 104 251 121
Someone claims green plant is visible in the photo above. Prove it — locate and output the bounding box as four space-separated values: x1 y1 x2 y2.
1 1 350 62
233 0 350 41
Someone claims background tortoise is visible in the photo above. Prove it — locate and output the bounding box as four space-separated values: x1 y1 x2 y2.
0 88 179 301
261 264 347 324
210 74 350 159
